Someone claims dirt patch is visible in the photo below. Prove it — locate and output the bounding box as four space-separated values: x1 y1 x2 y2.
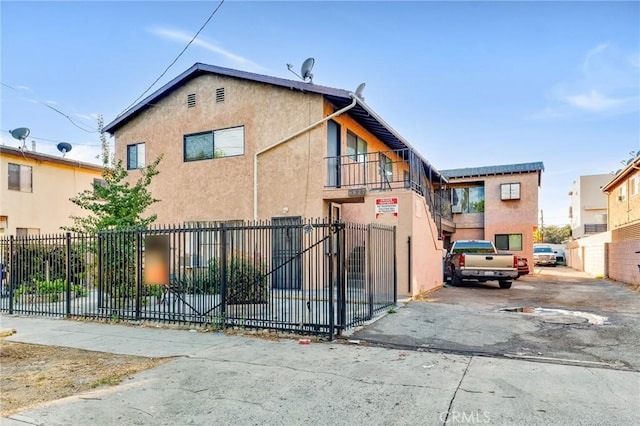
0 339 171 417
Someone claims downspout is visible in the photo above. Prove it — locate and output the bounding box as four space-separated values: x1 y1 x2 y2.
253 93 359 220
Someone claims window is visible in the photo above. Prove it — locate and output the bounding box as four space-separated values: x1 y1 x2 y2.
495 234 522 251
452 187 485 213
184 126 244 162
16 228 40 237
619 182 627 202
8 163 32 192
379 153 393 181
346 131 367 162
501 183 521 200
127 143 146 170
632 175 639 197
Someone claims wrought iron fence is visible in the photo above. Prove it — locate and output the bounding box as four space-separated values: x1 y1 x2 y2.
0 220 396 339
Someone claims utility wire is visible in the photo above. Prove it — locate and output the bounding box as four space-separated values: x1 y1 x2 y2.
1 129 101 146
1 82 99 133
117 0 225 117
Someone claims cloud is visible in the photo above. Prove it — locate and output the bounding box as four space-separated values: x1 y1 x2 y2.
148 27 267 73
563 90 625 111
582 42 609 73
529 43 639 120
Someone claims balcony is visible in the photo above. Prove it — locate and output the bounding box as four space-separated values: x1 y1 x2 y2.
584 223 607 234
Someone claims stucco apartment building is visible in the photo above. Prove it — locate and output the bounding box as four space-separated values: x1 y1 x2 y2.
103 63 448 296
0 145 103 236
440 163 544 264
602 155 640 285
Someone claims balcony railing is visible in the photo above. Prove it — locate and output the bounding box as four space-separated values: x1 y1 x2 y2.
325 148 453 232
584 223 607 233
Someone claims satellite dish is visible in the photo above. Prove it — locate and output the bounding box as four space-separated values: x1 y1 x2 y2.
354 82 366 100
57 142 72 157
300 57 315 83
10 128 30 141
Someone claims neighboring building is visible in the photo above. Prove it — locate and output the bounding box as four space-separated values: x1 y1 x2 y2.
568 174 610 239
601 155 640 285
103 63 448 296
440 162 544 264
0 145 103 236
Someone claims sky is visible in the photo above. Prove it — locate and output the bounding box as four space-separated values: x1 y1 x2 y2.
1 0 638 227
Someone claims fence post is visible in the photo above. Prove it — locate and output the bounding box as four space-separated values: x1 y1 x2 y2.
9 235 14 314
328 222 335 340
98 232 103 309
66 232 72 316
135 231 142 320
337 222 346 333
407 235 412 294
367 224 373 319
220 224 227 318
393 226 397 304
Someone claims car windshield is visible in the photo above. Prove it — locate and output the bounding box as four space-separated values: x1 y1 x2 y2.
534 247 553 253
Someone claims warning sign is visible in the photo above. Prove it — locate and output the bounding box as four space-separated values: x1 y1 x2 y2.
375 197 398 219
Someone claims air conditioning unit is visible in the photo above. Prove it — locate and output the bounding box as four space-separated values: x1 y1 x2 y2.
618 195 624 201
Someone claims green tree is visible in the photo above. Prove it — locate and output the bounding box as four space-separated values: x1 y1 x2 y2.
536 224 571 244
63 115 163 233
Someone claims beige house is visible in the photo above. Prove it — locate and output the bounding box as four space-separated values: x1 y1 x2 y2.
104 63 448 296
0 145 103 236
601 155 640 285
440 163 544 263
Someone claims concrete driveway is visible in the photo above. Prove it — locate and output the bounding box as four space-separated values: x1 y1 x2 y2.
350 267 640 371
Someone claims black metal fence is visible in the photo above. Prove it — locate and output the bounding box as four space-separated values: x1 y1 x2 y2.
0 220 396 339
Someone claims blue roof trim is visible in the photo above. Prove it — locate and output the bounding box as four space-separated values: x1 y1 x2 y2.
440 162 545 179
103 62 445 181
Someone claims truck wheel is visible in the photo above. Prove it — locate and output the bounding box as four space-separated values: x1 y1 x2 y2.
452 269 463 286
499 281 512 289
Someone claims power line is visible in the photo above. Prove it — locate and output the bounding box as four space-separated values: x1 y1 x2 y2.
117 0 225 117
1 82 99 133
1 129 101 147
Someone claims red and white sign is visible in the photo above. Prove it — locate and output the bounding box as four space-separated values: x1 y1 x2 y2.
375 197 398 219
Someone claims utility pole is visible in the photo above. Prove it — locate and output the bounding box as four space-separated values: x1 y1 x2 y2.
540 210 544 243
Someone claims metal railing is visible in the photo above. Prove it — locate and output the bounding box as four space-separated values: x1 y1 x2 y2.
325 148 452 235
0 220 396 339
584 223 607 234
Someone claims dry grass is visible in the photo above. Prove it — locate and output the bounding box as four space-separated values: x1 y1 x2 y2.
0 339 171 417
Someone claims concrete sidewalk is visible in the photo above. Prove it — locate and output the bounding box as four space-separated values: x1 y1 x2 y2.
1 314 639 426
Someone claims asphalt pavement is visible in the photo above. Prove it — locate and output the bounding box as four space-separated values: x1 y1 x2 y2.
1 311 639 426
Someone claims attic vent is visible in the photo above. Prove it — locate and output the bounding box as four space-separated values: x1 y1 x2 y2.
216 87 225 103
187 93 196 108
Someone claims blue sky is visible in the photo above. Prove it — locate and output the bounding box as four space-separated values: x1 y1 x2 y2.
1 0 638 226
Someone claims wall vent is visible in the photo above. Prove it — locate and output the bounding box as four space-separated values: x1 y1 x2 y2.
216 88 225 103
187 93 196 108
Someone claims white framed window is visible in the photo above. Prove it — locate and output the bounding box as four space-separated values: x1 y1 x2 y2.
127 143 146 170
632 175 639 197
501 183 521 200
619 182 627 202
8 163 32 192
184 126 244 162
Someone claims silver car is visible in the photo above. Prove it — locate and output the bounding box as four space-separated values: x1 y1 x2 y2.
533 246 556 266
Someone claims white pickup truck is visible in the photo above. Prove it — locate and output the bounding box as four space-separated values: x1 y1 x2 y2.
445 240 518 289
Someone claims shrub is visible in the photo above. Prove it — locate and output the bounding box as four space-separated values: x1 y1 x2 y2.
209 256 268 304
15 278 87 301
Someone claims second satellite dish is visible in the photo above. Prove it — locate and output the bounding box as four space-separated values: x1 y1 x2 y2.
57 142 72 157
300 58 315 83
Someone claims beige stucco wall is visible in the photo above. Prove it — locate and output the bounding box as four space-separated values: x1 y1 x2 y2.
607 168 640 230
449 172 539 262
566 232 612 276
112 74 327 224
570 174 609 238
0 150 102 235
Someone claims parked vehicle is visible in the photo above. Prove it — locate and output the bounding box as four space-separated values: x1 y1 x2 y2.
446 240 518 289
516 257 530 278
533 245 556 266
